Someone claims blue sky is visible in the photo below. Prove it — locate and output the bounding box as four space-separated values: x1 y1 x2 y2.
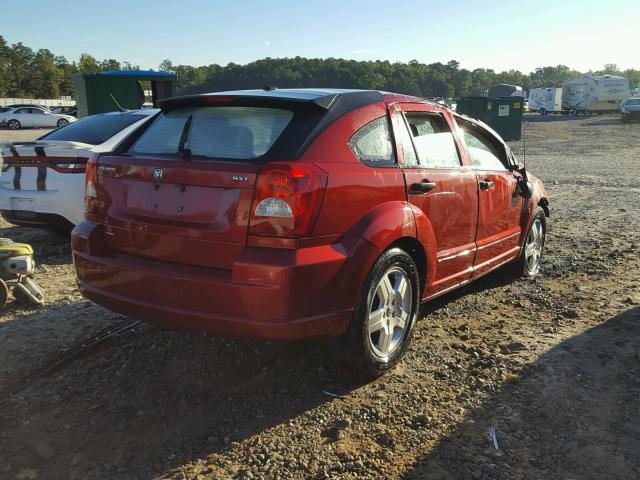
2 0 637 72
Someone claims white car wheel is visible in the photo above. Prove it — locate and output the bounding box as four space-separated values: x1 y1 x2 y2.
57 118 69 128
7 119 21 130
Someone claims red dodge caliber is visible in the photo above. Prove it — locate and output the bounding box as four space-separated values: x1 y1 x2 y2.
72 89 549 375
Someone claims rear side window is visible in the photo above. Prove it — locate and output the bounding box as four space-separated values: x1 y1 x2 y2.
349 116 395 166
405 113 461 168
129 107 294 160
41 113 149 145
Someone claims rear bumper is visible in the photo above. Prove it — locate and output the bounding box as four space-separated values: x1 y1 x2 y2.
72 221 380 340
1 209 74 230
0 179 84 225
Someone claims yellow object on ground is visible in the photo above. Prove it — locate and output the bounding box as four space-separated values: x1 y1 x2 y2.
0 243 34 258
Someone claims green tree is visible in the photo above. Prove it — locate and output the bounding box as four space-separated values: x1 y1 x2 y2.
158 59 174 72
78 53 99 72
0 36 10 97
30 49 61 98
8 42 35 96
100 58 121 70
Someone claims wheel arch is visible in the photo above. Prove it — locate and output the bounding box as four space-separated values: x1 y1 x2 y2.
347 201 437 300
387 236 427 297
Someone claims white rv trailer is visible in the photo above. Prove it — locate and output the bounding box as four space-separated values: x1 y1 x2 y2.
528 87 562 113
541 87 562 114
561 75 629 113
528 88 546 111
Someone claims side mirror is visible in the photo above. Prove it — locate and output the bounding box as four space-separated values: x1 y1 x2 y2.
513 166 533 199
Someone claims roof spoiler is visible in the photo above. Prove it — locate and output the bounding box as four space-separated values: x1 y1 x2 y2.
158 92 341 112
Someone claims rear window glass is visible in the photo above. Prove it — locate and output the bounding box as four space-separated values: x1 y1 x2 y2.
129 106 294 160
40 113 149 145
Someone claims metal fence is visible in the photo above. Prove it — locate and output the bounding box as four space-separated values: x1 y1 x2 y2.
0 98 76 107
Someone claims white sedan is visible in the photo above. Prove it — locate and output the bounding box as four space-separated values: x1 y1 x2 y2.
0 106 76 130
0 109 159 228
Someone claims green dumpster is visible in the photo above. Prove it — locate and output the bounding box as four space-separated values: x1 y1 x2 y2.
456 96 523 141
72 70 177 118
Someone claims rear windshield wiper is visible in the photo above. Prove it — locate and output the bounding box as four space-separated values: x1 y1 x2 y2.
177 114 193 160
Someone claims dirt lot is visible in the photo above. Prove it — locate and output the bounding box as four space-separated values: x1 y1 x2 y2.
0 116 639 480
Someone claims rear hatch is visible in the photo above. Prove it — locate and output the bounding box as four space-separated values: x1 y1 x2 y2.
92 95 329 270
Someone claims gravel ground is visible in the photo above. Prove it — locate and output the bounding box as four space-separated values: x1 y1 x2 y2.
0 115 639 480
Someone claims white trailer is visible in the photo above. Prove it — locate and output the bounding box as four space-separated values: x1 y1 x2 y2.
528 88 547 112
528 87 562 113
541 87 562 114
561 75 629 113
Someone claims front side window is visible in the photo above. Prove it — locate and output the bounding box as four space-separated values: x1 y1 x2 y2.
456 118 507 171
15 108 29 114
349 116 395 165
405 113 461 168
129 106 294 160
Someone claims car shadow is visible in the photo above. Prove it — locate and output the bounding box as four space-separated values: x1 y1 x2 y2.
419 266 517 318
0 260 532 479
403 306 640 480
0 297 369 480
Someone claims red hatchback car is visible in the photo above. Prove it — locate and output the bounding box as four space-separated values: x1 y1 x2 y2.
72 89 549 375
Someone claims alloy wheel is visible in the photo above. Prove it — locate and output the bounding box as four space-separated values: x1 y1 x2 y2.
367 266 413 358
524 218 544 275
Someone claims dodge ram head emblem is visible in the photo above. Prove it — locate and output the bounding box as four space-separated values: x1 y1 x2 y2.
154 168 164 182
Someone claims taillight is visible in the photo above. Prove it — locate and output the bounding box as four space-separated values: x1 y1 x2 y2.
84 153 99 216
249 162 327 237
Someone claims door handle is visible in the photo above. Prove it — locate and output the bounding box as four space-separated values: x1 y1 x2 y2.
410 180 437 193
479 180 494 190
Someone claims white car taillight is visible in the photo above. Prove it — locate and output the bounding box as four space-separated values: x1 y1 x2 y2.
84 154 99 216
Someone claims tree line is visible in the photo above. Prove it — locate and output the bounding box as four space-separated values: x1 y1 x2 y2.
0 36 139 99
1 35 638 100
162 58 640 98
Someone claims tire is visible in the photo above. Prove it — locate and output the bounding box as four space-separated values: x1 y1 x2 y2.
57 118 69 128
7 119 20 130
333 248 420 377
513 207 546 277
0 279 8 309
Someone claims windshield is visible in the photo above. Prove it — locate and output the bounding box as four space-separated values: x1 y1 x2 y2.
129 106 294 160
40 113 150 145
625 99 640 106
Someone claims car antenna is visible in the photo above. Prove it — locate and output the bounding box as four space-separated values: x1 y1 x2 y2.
522 112 526 169
110 94 127 112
